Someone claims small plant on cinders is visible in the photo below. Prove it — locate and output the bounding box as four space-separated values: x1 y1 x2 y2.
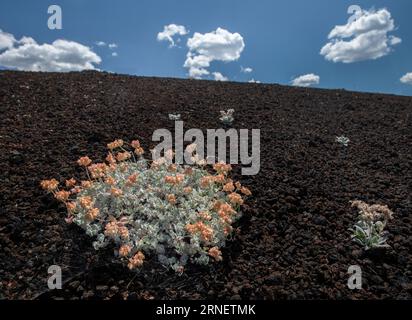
40 139 251 273
219 109 234 126
168 113 181 121
336 135 350 146
349 200 394 250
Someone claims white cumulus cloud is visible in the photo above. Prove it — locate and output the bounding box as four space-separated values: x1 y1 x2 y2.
212 72 228 81
0 31 101 72
0 29 16 50
291 73 320 87
241 66 253 73
400 72 412 85
157 24 188 47
108 43 118 49
320 8 401 63
248 78 261 83
95 41 106 47
184 27 245 79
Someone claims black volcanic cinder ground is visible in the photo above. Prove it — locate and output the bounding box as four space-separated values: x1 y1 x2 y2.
0 70 411 300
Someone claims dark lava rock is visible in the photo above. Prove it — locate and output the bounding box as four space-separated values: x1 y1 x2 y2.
9 150 25 165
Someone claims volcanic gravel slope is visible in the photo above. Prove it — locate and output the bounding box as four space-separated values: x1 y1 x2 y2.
0 70 411 300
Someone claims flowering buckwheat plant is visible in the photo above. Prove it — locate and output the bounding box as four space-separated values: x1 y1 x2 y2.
335 135 350 146
350 200 394 250
219 109 234 125
40 139 251 273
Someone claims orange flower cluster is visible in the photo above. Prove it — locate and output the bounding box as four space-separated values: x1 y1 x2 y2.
186 222 214 242
183 186 192 194
126 173 138 186
40 179 59 191
110 187 123 197
106 153 116 165
54 190 70 202
85 207 99 221
116 151 131 162
107 139 124 150
134 147 144 156
128 251 145 269
214 201 236 225
105 176 116 186
228 192 244 206
200 176 215 188
79 196 93 209
208 246 223 261
164 174 185 185
81 180 93 189
119 244 132 257
223 181 235 192
88 163 108 179
65 178 76 188
167 194 176 205
131 140 140 149
66 202 77 213
198 211 212 221
213 162 232 175
77 156 92 167
104 219 129 239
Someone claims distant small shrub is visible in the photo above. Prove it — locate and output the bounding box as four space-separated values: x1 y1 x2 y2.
168 113 181 121
219 109 234 125
335 135 350 146
40 139 251 273
350 200 393 250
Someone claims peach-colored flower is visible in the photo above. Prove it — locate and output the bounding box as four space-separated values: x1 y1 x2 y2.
213 174 225 184
167 194 176 205
55 190 70 202
85 207 99 221
106 153 116 164
208 247 223 261
115 151 131 162
107 139 124 150
77 156 92 167
213 162 232 175
240 186 252 196
79 196 93 209
88 163 108 179
228 192 244 206
40 179 59 192
167 164 177 172
111 187 123 197
119 244 131 257
186 222 213 241
70 186 82 194
223 181 235 192
126 173 138 185
65 178 76 188
128 251 145 269
81 180 92 189
200 176 214 188
184 167 193 175
134 147 144 156
104 221 118 237
131 140 140 149
66 202 77 213
198 211 212 221
105 176 116 186
118 226 129 239
183 186 192 194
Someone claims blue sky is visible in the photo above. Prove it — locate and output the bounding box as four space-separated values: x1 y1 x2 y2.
0 0 411 95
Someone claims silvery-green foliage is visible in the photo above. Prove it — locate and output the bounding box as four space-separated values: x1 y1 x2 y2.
336 135 350 146
219 109 234 125
350 200 393 250
71 158 242 271
168 113 181 121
